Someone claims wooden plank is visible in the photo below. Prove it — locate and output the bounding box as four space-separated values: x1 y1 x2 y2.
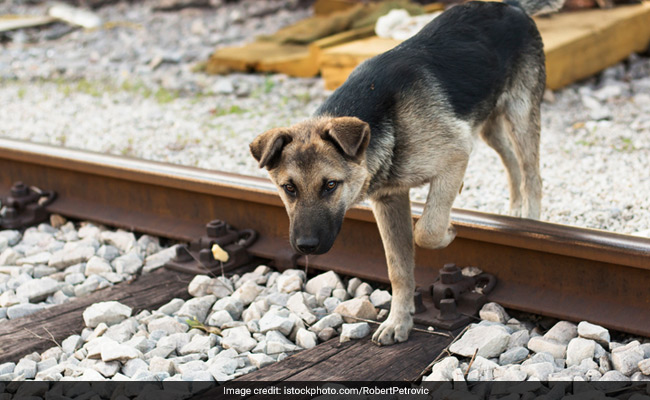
0 15 55 33
205 42 313 76
539 2 650 89
235 327 454 381
320 3 650 90
0 268 192 363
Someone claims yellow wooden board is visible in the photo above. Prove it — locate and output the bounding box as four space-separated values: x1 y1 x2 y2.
205 3 444 78
320 2 650 90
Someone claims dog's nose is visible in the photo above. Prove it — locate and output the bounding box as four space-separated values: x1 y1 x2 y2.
296 237 319 254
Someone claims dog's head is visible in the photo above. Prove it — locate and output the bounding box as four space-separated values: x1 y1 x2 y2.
250 116 371 255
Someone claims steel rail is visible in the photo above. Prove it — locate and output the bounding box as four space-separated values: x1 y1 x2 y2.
1 138 649 336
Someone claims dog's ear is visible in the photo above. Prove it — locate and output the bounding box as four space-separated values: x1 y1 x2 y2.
250 128 293 169
323 117 370 159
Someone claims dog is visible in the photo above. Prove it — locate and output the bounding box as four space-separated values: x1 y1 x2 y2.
250 0 561 345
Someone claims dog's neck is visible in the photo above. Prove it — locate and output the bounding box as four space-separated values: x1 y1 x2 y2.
363 122 397 197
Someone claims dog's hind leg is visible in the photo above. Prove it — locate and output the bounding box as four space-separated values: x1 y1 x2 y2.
503 97 543 220
370 191 415 346
480 113 524 217
414 155 468 250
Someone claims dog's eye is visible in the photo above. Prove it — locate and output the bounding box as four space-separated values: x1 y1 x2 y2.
325 180 338 192
283 184 296 195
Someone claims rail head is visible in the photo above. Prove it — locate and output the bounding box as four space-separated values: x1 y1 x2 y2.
1 137 649 270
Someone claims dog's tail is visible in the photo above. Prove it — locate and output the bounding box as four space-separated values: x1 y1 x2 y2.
504 0 565 15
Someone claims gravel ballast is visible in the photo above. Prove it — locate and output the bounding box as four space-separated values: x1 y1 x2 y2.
1 268 380 382
0 0 649 235
0 216 177 323
423 302 650 384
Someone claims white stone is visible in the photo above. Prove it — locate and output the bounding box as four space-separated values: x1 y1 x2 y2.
48 246 95 270
265 330 301 354
637 359 650 375
309 313 343 334
424 357 458 381
100 230 136 253
527 336 567 359
449 325 510 358
15 277 60 302
479 302 510 324
157 298 185 315
61 335 83 355
0 230 21 246
16 251 51 266
221 326 256 353
97 245 120 262
104 318 137 343
247 353 275 369
566 337 596 367
241 299 269 323
276 274 303 293
347 278 361 297
188 275 233 298
332 288 349 301
577 321 610 345
305 271 344 295
499 346 529 365
212 297 244 320
544 321 578 344
83 301 132 327
295 328 318 349
521 362 555 381
0 248 21 266
599 370 630 381
369 289 391 308
85 256 112 276
354 282 373 298
91 360 120 378
112 251 143 275
259 311 294 336
122 358 148 378
15 359 37 379
286 292 317 325
100 344 142 362
148 315 188 334
179 334 211 356
231 281 263 306
340 322 370 343
611 341 644 376
176 295 217 323
149 357 175 375
207 309 234 328
334 298 377 323
323 297 341 314
142 245 177 273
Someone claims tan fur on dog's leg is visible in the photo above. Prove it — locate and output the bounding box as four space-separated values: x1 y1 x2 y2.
480 114 523 217
371 191 415 346
414 156 469 250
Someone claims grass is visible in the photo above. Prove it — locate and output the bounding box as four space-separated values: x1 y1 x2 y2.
211 104 246 117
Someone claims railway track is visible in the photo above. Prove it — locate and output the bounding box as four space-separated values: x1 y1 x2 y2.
1 137 649 382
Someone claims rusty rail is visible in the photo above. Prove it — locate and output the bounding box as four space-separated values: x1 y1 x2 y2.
1 137 649 336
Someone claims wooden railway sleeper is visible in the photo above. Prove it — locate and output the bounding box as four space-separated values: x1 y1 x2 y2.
0 181 56 229
164 219 258 276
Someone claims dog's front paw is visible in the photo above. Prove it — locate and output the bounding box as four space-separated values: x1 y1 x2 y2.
371 312 413 346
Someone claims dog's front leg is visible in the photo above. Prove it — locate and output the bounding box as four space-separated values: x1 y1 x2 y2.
370 191 415 345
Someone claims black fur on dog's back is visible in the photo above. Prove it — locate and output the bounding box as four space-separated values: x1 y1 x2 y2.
316 1 544 126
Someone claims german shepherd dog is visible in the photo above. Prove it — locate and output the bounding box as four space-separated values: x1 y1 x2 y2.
250 0 562 345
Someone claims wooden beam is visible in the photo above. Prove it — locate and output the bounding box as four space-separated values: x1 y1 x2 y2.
320 3 650 90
